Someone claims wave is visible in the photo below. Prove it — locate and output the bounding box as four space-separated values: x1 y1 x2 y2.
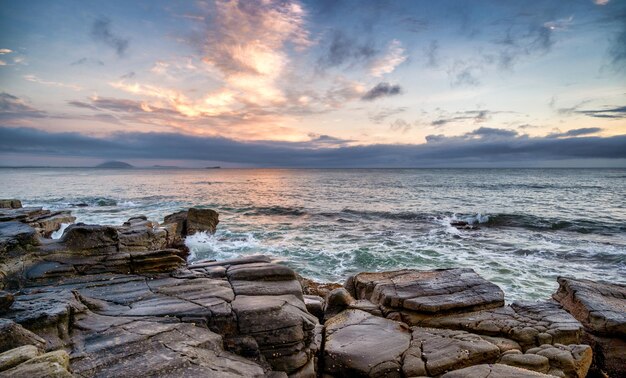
453 212 625 234
338 209 431 221
242 206 308 217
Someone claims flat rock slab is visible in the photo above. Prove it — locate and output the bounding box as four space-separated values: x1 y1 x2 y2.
324 309 411 377
553 276 626 337
441 363 555 377
420 301 583 350
346 268 504 318
69 310 264 378
403 327 500 376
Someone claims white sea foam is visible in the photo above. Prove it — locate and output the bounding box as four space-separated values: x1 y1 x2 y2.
51 223 71 239
185 230 261 262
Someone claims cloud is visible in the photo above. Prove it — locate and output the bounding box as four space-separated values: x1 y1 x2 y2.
401 17 429 33
23 74 82 91
608 12 626 71
369 107 407 124
317 30 377 69
577 105 626 119
431 109 491 127
369 39 407 77
0 93 47 120
595 0 610 5
424 40 440 67
447 60 482 86
389 118 412 133
1 126 625 167
70 57 104 66
548 127 603 138
361 82 402 101
91 17 129 57
0 49 12 54
197 0 310 106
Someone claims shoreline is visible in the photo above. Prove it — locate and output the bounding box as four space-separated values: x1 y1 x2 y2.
0 200 624 377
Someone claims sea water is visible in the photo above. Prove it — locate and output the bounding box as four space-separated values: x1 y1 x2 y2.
1 168 624 300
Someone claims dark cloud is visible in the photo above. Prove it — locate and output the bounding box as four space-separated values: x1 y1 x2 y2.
67 101 99 110
548 127 603 138
607 11 626 71
91 17 129 57
424 40 440 67
317 30 378 69
431 110 491 127
401 17 429 33
577 105 626 119
448 60 482 87
2 126 625 167
0 93 46 119
389 118 412 133
361 82 402 101
369 107 407 124
120 71 135 79
70 57 104 66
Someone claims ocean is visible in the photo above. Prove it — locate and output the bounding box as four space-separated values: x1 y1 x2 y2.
1 168 625 301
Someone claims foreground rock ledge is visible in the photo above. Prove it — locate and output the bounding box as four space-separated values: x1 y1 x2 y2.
0 205 623 377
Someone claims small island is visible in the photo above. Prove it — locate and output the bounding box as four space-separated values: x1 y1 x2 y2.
94 161 134 169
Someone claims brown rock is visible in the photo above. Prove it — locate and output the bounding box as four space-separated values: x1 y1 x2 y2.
420 301 583 350
441 363 555 377
324 309 411 377
345 268 504 322
0 291 14 313
0 199 22 209
403 327 500 376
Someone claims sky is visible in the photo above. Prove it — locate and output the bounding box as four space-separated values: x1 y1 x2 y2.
0 0 625 167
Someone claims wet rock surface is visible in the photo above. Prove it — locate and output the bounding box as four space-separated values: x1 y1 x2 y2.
553 277 626 377
0 203 623 377
0 206 75 238
345 268 505 320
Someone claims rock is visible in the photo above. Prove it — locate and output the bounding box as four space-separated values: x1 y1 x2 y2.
297 275 342 298
0 207 75 238
69 310 265 377
59 223 118 253
553 277 626 376
0 290 14 313
0 199 22 209
0 222 38 254
3 289 85 350
323 287 354 321
26 211 75 238
499 353 551 374
441 363 555 377
0 319 45 353
403 327 500 376
187 208 219 235
163 208 219 237
232 294 318 373
303 295 324 321
582 333 626 378
324 309 411 377
345 268 504 323
553 277 626 337
0 349 72 377
118 216 168 251
420 301 583 350
0 345 40 371
525 344 593 378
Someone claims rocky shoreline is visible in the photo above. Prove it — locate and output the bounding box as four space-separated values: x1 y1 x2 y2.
0 200 624 377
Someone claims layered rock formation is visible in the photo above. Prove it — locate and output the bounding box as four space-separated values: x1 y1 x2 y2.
0 202 623 377
553 277 626 377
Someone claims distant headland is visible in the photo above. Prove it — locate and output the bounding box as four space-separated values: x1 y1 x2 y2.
94 161 134 169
